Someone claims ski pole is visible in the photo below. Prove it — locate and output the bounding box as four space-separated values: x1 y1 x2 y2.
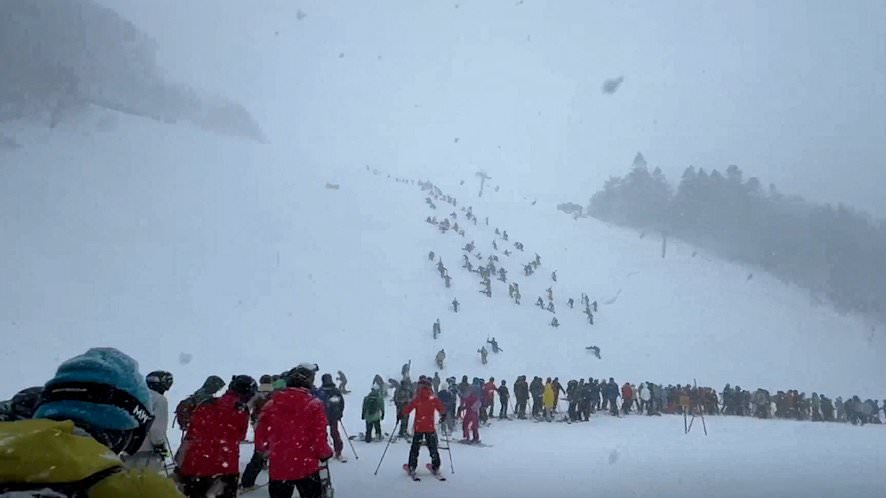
442 421 455 474
340 420 359 460
319 459 334 498
162 434 176 477
373 420 399 476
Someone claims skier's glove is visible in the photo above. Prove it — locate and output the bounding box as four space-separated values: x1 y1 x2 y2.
153 445 170 458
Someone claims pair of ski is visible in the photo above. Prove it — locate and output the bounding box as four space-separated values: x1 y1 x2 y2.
403 463 447 481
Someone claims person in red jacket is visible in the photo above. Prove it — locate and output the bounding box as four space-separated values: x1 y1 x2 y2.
255 363 333 498
621 382 634 415
178 375 257 498
401 378 445 476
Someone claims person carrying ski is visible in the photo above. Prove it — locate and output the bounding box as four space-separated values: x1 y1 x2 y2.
178 375 257 498
319 374 346 461
435 349 446 369
487 337 502 353
362 385 385 442
401 378 446 477
497 380 510 419
255 364 333 498
0 347 184 498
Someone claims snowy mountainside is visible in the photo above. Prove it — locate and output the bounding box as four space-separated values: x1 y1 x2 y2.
3 105 886 498
1 108 883 406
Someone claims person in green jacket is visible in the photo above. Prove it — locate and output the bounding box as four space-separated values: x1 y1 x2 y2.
0 347 183 498
362 385 385 442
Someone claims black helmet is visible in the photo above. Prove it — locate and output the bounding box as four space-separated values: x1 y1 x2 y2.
11 386 42 419
146 370 174 394
321 373 334 386
287 363 319 389
229 375 258 401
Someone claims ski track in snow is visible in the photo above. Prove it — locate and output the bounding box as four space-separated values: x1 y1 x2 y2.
1 110 885 497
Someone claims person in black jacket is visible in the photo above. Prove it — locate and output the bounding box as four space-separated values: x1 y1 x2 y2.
530 376 544 417
497 380 510 420
320 374 346 461
605 378 620 416
514 376 529 419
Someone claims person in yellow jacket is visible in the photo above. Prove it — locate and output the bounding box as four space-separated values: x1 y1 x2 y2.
0 347 183 498
543 378 556 422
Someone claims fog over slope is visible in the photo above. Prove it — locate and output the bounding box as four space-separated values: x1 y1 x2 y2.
0 0 264 141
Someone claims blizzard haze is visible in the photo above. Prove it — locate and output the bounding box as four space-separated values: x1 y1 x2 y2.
2 2 886 498
104 0 886 213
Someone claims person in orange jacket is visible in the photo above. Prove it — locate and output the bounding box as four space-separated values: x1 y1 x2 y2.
482 377 497 420
402 378 446 476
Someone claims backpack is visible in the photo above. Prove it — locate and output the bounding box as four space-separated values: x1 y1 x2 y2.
174 392 216 431
324 392 344 421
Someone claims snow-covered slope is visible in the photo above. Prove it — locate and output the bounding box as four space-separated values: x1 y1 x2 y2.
2 111 885 497
3 109 882 401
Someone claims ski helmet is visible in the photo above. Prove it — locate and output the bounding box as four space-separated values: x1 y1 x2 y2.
146 370 174 394
34 348 154 456
286 363 319 389
229 375 258 401
321 373 334 386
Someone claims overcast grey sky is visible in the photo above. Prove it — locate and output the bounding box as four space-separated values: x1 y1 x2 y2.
103 0 886 214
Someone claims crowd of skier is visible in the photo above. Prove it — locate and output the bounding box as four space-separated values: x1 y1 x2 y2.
417 179 605 366
2 350 885 497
